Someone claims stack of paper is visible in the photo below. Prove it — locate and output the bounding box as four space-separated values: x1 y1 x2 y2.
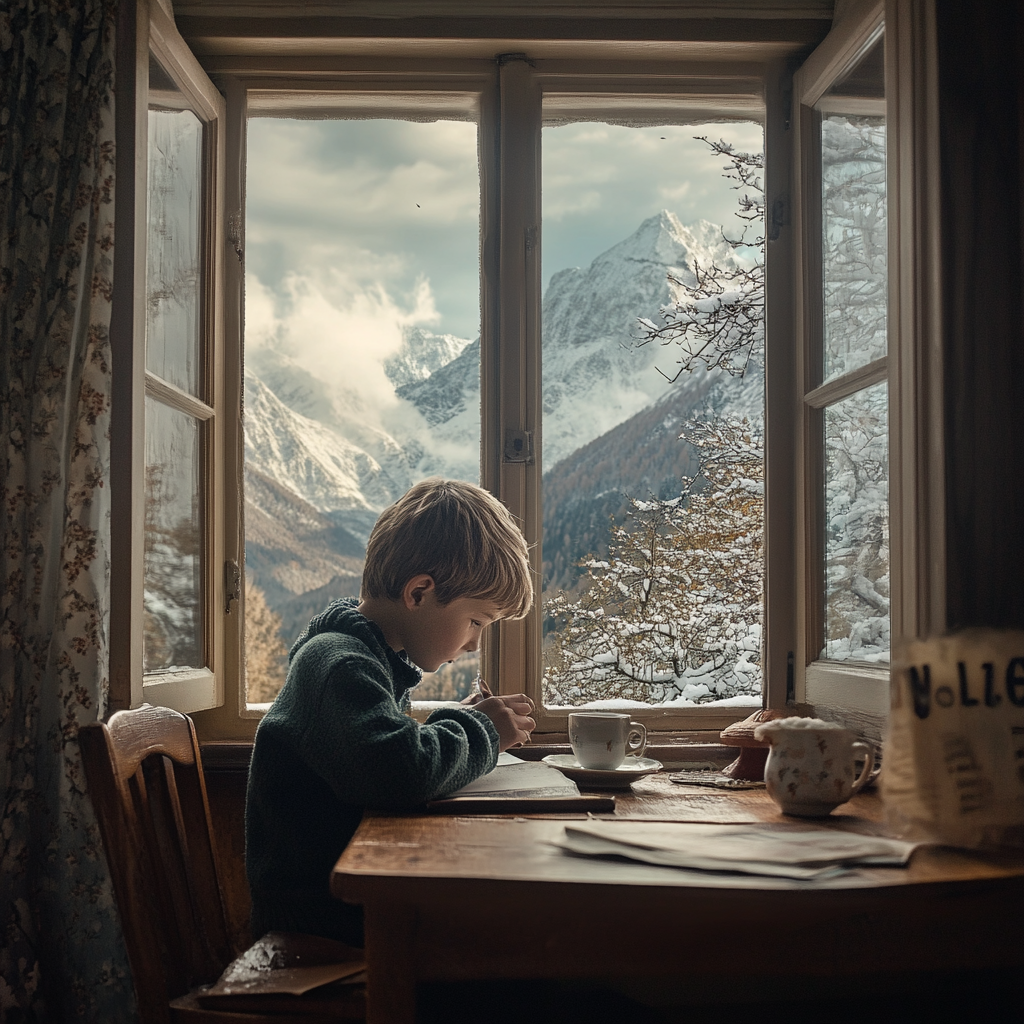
446 751 582 799
554 820 921 879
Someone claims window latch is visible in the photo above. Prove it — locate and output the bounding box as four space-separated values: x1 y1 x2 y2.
503 429 534 464
768 196 787 242
225 560 241 614
228 211 244 264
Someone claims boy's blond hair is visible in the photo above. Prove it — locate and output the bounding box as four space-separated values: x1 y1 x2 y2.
361 478 533 619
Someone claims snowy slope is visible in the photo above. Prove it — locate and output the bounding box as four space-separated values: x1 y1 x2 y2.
384 326 474 388
244 373 405 532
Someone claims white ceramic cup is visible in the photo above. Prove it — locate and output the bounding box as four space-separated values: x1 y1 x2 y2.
568 712 647 770
753 716 874 817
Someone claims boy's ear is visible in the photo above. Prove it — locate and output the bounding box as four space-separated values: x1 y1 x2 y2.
403 574 436 609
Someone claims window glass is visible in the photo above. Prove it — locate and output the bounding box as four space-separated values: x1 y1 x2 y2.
243 116 480 704
143 54 207 677
822 381 889 662
146 55 202 396
144 397 203 672
539 120 765 711
816 33 886 383
810 29 891 667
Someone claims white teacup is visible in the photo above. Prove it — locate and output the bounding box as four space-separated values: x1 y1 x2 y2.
568 712 647 770
754 716 874 817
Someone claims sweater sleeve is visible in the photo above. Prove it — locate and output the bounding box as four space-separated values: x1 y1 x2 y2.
281 632 499 807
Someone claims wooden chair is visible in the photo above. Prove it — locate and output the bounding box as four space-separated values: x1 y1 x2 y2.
80 703 364 1024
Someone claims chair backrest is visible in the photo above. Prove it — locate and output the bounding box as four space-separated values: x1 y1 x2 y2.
81 704 235 1024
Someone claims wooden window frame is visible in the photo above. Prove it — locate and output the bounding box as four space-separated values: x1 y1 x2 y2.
188 56 785 739
110 0 229 715
791 0 944 737
495 58 770 735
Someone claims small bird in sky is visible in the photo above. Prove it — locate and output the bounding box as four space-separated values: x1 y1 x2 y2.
416 203 420 207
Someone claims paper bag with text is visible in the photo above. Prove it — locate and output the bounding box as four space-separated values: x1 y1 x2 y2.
883 630 1024 848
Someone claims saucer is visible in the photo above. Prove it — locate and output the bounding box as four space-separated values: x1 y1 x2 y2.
541 754 663 789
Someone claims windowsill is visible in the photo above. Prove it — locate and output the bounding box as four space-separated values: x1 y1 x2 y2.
197 735 738 773
409 701 757 733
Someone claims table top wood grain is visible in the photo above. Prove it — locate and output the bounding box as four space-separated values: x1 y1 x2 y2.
333 775 1024 902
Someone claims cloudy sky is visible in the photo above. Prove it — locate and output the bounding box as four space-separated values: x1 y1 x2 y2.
244 115 764 386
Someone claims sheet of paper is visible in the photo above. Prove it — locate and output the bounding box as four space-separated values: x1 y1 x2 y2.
447 754 580 798
554 821 922 879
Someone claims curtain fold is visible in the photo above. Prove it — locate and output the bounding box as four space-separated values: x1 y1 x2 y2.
1 0 134 1020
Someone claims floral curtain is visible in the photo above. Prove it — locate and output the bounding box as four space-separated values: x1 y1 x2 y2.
1 0 134 1020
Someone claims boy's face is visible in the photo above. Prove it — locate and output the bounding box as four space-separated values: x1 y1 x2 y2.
401 580 503 673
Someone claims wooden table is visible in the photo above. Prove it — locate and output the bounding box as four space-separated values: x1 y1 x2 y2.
331 775 1024 1024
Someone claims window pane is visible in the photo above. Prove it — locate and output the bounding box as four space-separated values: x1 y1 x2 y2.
540 121 765 710
817 33 887 383
822 381 889 663
144 397 203 673
243 116 480 703
147 56 203 396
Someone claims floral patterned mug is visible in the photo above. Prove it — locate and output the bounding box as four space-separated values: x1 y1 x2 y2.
753 717 874 817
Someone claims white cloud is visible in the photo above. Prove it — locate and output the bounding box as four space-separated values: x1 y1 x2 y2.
658 181 692 204
246 266 442 432
247 117 482 339
245 115 765 343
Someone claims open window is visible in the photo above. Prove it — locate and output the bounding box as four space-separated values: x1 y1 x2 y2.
112 3 942 742
110 0 230 714
792 0 943 736
497 62 768 734
795 7 890 727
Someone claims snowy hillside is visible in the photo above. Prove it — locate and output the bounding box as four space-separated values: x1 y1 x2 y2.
244 373 405 532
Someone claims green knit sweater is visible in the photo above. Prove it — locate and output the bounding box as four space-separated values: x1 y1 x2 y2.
245 598 499 945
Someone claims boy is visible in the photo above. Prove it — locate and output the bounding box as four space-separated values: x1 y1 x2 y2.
245 478 536 946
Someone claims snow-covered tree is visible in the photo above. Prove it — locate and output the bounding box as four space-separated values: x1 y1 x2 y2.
545 419 763 705
823 388 889 661
143 462 202 673
821 114 887 378
542 138 769 707
244 577 290 703
635 137 765 380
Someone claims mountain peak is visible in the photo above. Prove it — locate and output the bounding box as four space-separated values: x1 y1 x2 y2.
599 209 731 275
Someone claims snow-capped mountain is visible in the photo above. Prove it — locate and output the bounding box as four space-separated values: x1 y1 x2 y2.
244 373 405 530
398 211 743 472
384 326 474 389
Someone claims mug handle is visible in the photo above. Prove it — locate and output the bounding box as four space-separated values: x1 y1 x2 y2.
626 722 647 760
850 741 874 795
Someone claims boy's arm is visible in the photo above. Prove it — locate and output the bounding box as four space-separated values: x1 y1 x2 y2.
287 636 500 807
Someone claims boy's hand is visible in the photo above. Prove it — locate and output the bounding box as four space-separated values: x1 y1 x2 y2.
473 695 536 752
461 691 535 712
